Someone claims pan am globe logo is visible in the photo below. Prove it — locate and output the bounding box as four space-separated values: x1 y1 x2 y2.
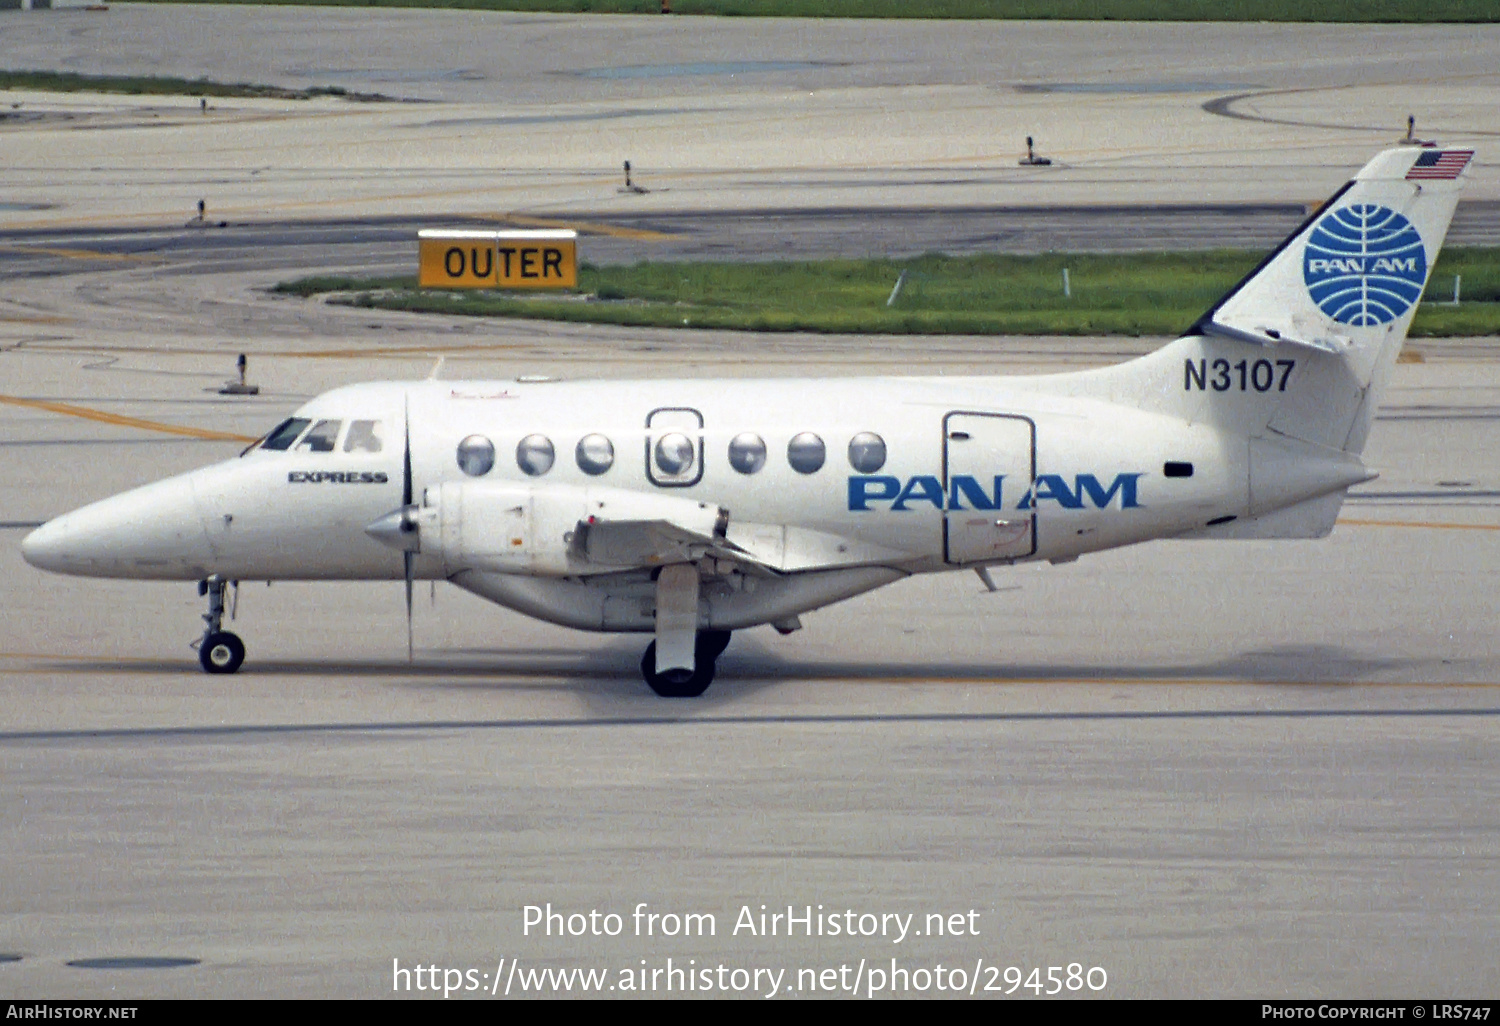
1303 204 1427 326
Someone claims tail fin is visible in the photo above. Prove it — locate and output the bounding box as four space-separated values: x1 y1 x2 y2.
1187 146 1471 454
1049 147 1473 540
1070 148 1472 457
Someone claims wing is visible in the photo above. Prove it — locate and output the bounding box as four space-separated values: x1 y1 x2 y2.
372 480 915 577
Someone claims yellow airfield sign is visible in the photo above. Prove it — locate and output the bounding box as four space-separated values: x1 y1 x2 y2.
418 229 578 289
419 230 500 287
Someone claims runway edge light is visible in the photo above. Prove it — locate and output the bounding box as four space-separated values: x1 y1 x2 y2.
417 228 578 289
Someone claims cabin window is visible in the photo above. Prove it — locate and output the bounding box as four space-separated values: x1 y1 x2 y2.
516 434 555 476
457 435 496 477
576 434 614 475
728 433 766 475
848 432 887 473
654 433 695 476
295 419 341 453
787 432 826 474
344 420 383 454
259 418 310 452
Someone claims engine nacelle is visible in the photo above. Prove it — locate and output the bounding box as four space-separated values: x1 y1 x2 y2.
426 480 726 577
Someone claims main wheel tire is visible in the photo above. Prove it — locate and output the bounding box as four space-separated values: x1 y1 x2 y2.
641 641 714 698
697 629 732 661
199 631 245 674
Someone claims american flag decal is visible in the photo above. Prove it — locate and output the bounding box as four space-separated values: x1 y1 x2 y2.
1406 149 1474 180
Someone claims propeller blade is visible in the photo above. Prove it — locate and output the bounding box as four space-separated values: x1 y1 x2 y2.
402 400 414 509
404 550 414 663
403 397 415 662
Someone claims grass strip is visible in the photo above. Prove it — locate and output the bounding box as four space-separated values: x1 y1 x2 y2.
0 70 389 101
124 0 1500 24
274 249 1500 338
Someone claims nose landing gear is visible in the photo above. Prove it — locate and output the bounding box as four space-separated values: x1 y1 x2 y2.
196 575 245 674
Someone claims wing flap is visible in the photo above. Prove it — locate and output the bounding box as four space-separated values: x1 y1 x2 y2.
725 521 915 572
575 517 719 568
575 518 915 574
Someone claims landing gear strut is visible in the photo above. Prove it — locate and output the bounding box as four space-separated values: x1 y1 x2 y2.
197 575 245 674
641 630 731 698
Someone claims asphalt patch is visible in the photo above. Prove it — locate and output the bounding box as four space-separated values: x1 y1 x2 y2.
67 957 201 970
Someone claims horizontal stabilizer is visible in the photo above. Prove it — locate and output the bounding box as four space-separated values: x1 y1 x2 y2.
1201 317 1353 355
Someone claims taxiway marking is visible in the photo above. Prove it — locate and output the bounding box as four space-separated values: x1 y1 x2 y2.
497 212 672 241
0 393 258 443
0 245 162 263
1338 517 1500 532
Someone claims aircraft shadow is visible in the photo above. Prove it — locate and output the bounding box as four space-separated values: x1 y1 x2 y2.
25 641 1433 686
3 641 1492 745
16 640 1455 707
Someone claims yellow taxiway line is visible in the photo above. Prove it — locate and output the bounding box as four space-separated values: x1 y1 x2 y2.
0 245 163 263
494 212 673 241
0 393 258 443
1338 518 1500 532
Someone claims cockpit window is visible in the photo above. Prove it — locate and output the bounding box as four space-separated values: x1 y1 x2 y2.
344 420 383 454
259 418 311 452
295 419 341 453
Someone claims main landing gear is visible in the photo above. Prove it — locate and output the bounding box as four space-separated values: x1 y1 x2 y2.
196 575 245 674
641 630 731 698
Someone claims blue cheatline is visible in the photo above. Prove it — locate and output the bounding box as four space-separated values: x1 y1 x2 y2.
1303 203 1427 326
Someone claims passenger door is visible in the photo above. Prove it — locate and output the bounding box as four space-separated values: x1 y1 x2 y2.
943 412 1035 564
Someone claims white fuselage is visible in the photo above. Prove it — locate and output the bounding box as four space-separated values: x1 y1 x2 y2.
21 333 1381 636
23 366 1244 579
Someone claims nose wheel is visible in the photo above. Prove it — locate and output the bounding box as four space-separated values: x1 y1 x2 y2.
196 575 245 674
641 630 731 698
200 631 245 674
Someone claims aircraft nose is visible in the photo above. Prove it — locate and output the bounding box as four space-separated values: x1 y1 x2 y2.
20 518 67 573
21 473 214 579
